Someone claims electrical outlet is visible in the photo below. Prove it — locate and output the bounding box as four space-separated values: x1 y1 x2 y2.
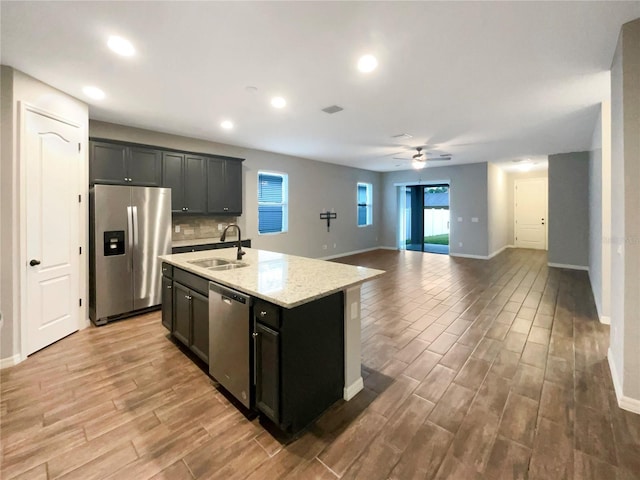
459 242 463 247
218 224 224 231
472 217 479 223
333 243 336 248
175 225 180 233
323 244 327 250
458 217 463 222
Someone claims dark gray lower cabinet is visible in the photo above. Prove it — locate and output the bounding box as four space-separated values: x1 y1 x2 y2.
173 282 191 346
161 275 173 330
190 290 209 363
253 293 344 434
168 268 209 364
255 322 280 424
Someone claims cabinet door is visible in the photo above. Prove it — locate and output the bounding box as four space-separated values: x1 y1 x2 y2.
129 147 162 186
206 158 225 214
255 322 280 424
161 276 173 330
162 152 184 213
190 290 209 364
173 282 191 346
184 155 207 214
225 160 243 215
90 141 127 185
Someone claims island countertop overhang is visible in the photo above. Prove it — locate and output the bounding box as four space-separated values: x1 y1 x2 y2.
159 247 385 308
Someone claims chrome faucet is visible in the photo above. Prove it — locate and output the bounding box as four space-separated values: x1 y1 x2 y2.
220 224 245 260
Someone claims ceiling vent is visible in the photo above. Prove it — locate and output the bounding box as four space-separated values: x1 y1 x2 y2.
321 105 344 114
391 133 413 139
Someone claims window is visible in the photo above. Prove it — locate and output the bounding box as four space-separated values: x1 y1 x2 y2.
357 182 373 226
258 172 288 234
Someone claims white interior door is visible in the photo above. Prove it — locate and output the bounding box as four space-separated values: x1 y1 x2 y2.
514 178 547 250
24 107 81 355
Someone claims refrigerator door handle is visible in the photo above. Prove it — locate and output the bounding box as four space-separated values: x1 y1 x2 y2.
132 205 139 249
126 205 134 272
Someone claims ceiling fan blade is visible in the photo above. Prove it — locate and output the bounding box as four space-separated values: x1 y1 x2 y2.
425 157 451 161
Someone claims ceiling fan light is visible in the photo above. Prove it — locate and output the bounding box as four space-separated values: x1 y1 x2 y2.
412 159 425 170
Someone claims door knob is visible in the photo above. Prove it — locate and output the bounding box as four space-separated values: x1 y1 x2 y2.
29 259 41 266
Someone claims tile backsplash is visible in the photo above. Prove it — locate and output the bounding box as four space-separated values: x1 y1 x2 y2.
172 216 238 241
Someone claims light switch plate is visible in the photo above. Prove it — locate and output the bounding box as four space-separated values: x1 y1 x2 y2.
174 225 180 233
458 217 463 222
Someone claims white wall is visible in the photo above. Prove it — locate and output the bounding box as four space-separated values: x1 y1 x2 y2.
610 18 640 410
89 121 382 259
381 163 489 257
487 162 509 256
0 66 89 363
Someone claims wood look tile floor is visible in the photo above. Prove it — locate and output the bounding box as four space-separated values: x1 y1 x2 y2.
2 248 640 479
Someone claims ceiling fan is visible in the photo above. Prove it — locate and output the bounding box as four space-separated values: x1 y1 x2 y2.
393 147 452 168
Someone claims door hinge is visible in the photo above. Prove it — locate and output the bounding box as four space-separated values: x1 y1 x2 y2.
78 194 81 203
78 143 81 152
79 298 82 307
79 246 82 255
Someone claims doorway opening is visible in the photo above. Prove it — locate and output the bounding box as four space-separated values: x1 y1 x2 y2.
401 184 450 254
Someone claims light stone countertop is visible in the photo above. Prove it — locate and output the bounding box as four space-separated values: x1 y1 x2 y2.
159 247 385 308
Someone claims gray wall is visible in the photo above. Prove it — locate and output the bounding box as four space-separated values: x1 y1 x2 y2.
381 163 489 257
487 162 509 256
548 152 590 267
89 121 382 259
610 18 640 404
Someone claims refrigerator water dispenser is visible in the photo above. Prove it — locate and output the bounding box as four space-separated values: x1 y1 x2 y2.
103 230 125 256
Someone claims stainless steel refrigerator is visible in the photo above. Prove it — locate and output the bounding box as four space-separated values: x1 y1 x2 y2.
89 185 171 325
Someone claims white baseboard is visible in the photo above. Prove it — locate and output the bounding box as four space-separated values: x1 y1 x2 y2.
450 252 489 260
379 246 398 251
343 376 364 401
0 353 22 369
320 246 381 260
547 262 589 271
608 348 640 414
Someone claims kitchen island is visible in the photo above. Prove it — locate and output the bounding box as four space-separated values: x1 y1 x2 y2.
159 247 384 434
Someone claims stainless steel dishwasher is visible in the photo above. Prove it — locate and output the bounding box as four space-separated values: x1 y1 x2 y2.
209 282 252 408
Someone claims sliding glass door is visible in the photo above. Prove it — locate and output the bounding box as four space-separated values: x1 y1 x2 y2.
400 185 450 254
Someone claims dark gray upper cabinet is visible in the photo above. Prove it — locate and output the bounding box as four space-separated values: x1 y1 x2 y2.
128 147 162 186
162 153 207 214
90 139 244 216
90 141 127 185
184 155 207 214
90 141 161 186
207 158 242 215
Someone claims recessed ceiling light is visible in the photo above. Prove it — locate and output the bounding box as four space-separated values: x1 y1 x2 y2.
107 35 135 57
357 54 378 73
271 97 286 109
82 86 105 100
221 120 234 130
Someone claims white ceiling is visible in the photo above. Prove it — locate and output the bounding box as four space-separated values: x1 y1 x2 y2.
2 1 639 172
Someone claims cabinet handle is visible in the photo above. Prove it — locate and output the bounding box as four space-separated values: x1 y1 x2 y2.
223 207 229 211
167 285 172 289
252 332 258 385
260 311 267 317
252 332 259 338
185 295 191 300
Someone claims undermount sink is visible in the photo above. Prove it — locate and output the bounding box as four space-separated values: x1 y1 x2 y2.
209 262 248 271
188 257 248 271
